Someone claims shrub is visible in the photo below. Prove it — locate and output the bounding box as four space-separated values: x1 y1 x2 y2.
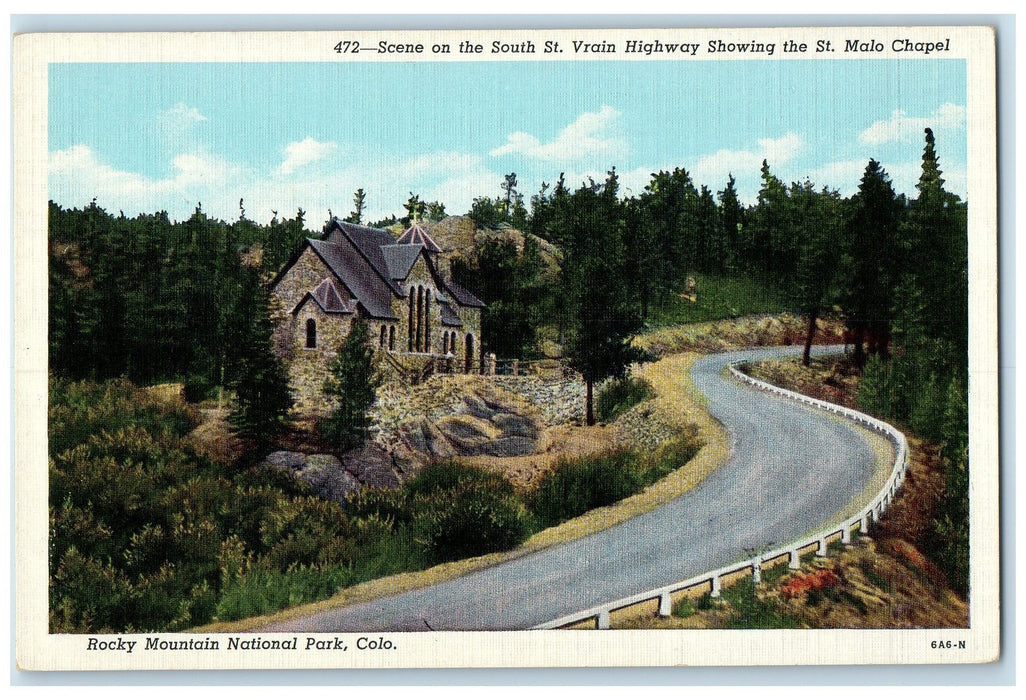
405 460 514 498
673 597 696 618
640 432 700 483
596 376 654 422
531 450 644 528
723 579 800 629
214 562 355 622
414 485 532 563
404 462 530 563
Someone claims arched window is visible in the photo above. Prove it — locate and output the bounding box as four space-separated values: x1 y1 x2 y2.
408 290 415 352
380 325 387 348
389 325 395 351
464 333 474 373
305 318 317 349
416 286 424 352
424 294 431 353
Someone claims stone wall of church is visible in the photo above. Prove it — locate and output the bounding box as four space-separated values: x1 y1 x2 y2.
270 246 346 362
287 300 353 413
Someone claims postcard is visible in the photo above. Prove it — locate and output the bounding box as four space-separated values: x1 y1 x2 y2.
13 24 999 670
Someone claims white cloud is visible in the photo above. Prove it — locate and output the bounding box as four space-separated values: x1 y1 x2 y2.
490 106 626 162
682 132 804 203
49 143 503 226
858 103 966 145
50 144 246 220
279 137 337 176
692 132 803 182
160 102 207 126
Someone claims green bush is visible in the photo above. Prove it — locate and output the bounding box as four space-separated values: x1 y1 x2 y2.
639 433 700 483
722 579 800 629
414 485 532 563
215 562 355 622
531 450 644 528
405 462 530 563
596 376 654 422
405 460 515 498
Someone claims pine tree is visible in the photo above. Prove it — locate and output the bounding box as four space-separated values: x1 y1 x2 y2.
837 159 903 364
227 268 294 454
718 174 745 272
560 169 645 425
322 318 381 452
789 182 842 365
345 188 366 224
899 128 968 360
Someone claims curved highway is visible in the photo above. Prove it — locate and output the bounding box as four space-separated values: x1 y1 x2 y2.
263 345 876 631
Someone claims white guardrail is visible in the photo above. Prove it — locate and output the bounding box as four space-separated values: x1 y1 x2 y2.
532 358 910 630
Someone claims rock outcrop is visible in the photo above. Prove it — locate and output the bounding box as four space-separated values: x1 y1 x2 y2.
397 391 542 461
261 443 405 502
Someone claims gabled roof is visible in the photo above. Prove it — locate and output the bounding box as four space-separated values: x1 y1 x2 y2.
308 238 397 320
307 278 353 313
438 301 463 327
380 244 423 280
447 279 486 308
396 222 442 253
274 218 484 323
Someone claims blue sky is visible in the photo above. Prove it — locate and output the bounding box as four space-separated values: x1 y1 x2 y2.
49 59 967 225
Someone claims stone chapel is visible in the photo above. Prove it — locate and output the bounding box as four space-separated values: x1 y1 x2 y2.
269 218 485 409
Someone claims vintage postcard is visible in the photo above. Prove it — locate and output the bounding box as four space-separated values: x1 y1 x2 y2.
14 25 999 671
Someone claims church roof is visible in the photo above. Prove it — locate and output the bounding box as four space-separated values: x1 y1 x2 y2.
438 300 463 327
308 238 397 320
380 244 423 280
276 218 484 322
447 279 486 308
396 222 443 253
310 278 353 313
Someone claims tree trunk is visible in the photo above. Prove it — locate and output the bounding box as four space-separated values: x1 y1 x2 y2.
585 378 595 426
852 326 866 368
802 311 818 367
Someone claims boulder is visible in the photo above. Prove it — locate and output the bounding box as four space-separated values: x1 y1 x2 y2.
262 451 308 472
492 412 540 439
436 414 502 441
297 454 361 502
341 443 402 489
400 418 458 459
481 436 537 457
459 394 496 419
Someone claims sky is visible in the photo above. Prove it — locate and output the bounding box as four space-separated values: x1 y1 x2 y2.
48 59 968 226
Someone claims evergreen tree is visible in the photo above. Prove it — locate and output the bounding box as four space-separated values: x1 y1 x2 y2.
836 160 903 364
344 188 366 224
899 128 968 362
226 268 293 453
403 193 426 225
788 181 842 365
426 200 447 222
322 318 381 452
559 169 645 425
717 174 745 272
750 160 792 282
501 173 519 216
468 196 502 229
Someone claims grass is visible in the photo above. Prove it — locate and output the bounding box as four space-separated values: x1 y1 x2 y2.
648 274 790 328
722 579 801 629
596 376 655 422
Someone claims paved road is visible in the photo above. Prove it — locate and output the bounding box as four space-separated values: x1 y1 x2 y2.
263 345 875 632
